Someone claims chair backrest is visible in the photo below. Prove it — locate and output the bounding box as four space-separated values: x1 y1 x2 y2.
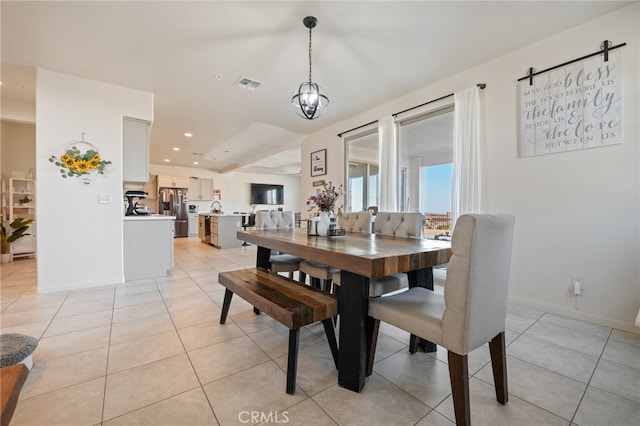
374 212 424 238
442 214 515 355
255 211 296 230
338 212 372 233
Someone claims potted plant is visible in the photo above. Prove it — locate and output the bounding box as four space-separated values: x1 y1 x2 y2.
1 218 34 263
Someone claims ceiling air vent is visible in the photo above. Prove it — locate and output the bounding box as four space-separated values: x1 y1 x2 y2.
234 76 263 91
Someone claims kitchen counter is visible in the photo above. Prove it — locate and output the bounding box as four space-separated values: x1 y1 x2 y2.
123 214 175 221
123 217 175 280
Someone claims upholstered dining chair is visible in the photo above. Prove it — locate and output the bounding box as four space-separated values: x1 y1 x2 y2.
298 212 372 293
254 211 302 279
366 214 516 426
331 211 425 297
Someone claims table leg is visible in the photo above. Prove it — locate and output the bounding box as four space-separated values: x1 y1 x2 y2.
253 246 272 315
407 268 437 353
338 270 369 392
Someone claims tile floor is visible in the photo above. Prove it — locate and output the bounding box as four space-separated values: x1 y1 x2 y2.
1 237 639 426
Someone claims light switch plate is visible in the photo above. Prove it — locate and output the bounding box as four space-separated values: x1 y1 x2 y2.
98 194 111 204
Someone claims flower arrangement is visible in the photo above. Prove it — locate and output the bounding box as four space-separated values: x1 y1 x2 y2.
306 181 344 216
49 145 111 179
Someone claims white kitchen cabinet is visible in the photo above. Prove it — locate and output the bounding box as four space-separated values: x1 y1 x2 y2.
188 213 199 236
123 117 152 182
158 175 188 188
123 216 174 280
188 177 214 201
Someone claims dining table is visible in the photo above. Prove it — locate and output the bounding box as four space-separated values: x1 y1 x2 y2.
236 227 452 393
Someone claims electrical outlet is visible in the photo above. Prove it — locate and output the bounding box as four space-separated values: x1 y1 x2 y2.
571 275 584 296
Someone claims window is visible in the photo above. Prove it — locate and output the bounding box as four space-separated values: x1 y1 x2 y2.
345 130 379 212
398 106 454 237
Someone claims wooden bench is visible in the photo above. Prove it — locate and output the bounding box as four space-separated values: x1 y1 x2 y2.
218 267 339 394
1 364 29 426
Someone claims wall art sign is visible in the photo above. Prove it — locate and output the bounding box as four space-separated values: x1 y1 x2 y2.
519 50 622 157
310 149 326 177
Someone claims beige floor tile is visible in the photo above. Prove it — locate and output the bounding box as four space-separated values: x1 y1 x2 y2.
65 286 115 303
281 398 338 426
112 300 168 323
2 293 67 313
610 329 640 347
103 353 200 421
21 346 109 399
35 324 111 361
590 359 640 403
114 281 157 296
43 309 113 337
107 329 185 374
415 410 455 426
110 312 175 345
249 323 324 359
273 339 338 396
163 292 217 313
158 282 207 300
540 313 611 338
103 387 218 426
434 378 568 426
373 348 453 409
177 319 245 352
169 303 222 329
0 305 59 327
114 289 163 308
189 335 270 385
228 309 281 334
11 377 105 426
475 355 586 420
203 361 307 425
0 319 51 339
313 373 430 425
55 297 115 318
601 339 640 370
573 386 640 426
524 321 607 358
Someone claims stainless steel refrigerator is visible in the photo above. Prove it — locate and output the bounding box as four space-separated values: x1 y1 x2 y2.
159 187 189 237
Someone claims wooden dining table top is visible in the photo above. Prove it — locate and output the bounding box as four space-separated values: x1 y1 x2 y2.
237 228 452 279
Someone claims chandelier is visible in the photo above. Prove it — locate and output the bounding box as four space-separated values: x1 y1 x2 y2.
291 16 329 120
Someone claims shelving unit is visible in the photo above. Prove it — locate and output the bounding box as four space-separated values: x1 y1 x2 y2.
2 178 36 258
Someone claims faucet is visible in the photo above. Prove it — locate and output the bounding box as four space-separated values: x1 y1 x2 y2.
211 200 222 213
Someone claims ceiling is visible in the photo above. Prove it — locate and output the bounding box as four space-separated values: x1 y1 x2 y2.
0 1 631 175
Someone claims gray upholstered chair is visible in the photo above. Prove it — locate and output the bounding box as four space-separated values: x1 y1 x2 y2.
255 211 302 279
299 212 373 293
366 214 516 426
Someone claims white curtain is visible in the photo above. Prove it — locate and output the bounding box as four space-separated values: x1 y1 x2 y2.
452 85 482 224
378 115 398 212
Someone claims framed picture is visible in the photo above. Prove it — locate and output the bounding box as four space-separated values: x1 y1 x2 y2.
310 149 326 177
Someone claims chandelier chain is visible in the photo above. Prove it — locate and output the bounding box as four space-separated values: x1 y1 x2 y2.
308 26 313 83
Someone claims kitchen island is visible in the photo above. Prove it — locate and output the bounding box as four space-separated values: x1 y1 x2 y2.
123 215 175 280
198 213 244 248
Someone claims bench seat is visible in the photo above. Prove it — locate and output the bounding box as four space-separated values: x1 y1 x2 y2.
218 267 339 394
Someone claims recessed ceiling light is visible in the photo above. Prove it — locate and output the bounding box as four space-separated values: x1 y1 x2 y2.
193 161 199 165
164 159 170 162
173 147 180 151
184 132 193 138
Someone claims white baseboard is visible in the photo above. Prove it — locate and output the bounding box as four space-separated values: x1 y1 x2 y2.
508 295 640 334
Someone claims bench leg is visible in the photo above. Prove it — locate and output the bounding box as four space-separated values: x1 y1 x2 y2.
286 329 300 394
322 319 339 369
220 289 234 324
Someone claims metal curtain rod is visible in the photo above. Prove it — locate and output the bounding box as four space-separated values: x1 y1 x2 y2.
518 40 626 85
337 83 486 138
392 83 486 118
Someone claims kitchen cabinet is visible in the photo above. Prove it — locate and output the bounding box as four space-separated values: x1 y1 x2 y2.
209 215 243 249
188 213 199 237
1 178 36 258
142 175 157 200
123 216 174 280
158 175 188 188
123 117 152 182
188 177 214 201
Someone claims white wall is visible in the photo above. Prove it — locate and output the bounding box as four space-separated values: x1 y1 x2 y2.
36 69 153 292
302 4 639 331
149 164 301 215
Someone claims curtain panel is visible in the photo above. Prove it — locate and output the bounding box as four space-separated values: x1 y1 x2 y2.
452 86 483 224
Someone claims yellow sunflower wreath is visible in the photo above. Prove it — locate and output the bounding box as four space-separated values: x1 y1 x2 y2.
49 145 112 179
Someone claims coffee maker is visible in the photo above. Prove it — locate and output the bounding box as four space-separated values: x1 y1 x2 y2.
125 190 149 216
